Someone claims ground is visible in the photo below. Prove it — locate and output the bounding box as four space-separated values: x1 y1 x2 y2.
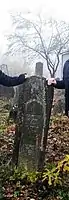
0 99 69 200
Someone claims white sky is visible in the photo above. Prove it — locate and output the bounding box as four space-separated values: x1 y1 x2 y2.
0 0 69 54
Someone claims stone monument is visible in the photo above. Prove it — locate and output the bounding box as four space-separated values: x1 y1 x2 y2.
12 62 54 171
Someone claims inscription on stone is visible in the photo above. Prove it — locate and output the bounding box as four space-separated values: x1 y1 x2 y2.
13 64 53 171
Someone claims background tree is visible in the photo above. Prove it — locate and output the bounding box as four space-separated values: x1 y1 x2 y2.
7 13 69 77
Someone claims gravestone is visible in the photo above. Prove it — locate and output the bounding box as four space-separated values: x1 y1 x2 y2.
35 62 43 77
12 62 54 171
0 85 14 98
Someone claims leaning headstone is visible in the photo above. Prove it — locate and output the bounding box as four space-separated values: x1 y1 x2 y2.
12 62 54 171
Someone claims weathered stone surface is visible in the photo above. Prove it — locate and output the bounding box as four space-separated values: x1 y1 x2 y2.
13 76 53 171
35 62 43 77
0 85 14 98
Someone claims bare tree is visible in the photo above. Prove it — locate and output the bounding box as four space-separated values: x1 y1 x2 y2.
7 13 69 77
